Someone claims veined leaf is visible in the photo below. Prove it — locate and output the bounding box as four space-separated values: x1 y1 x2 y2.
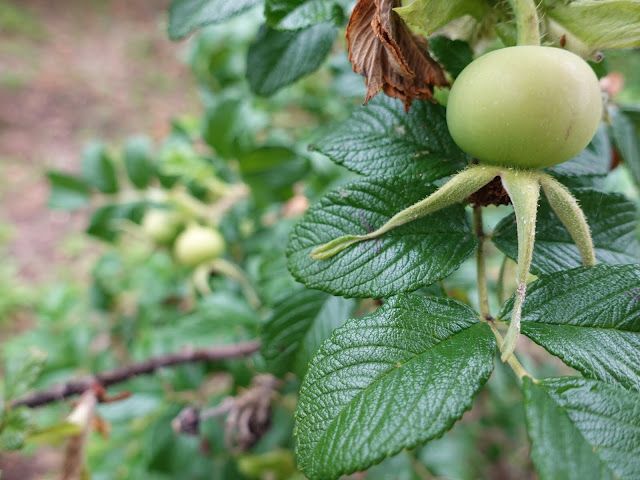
500 264 640 392
295 295 495 479
287 176 476 298
168 0 260 40
261 288 355 377
493 188 640 275
265 0 344 30
394 0 488 35
247 23 337 96
311 95 468 179
523 377 640 480
541 0 640 50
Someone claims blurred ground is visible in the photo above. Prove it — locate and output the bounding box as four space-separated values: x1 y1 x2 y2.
0 1 199 477
0 0 199 283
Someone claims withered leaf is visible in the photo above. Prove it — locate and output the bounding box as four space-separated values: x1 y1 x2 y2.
347 0 448 111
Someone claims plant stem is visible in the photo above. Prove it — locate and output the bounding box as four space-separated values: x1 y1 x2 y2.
12 340 261 409
508 0 541 46
497 255 508 306
487 321 535 381
473 207 491 319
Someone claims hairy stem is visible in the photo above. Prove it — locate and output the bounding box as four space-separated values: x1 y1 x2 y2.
473 207 491 319
311 164 501 260
499 169 540 362
508 0 541 46
539 173 596 267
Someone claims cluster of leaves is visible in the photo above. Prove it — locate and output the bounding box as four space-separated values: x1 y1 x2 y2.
1 0 640 479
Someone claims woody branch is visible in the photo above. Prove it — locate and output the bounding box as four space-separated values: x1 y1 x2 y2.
12 340 260 409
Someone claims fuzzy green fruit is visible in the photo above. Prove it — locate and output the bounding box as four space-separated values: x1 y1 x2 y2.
446 46 602 169
173 225 226 267
142 209 182 244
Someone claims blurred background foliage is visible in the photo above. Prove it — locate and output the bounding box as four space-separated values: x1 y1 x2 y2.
0 1 638 479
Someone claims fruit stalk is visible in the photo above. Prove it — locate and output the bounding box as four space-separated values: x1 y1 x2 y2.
508 0 540 46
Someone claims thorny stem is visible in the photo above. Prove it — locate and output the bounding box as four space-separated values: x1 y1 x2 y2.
508 0 541 46
487 320 535 381
473 207 491 319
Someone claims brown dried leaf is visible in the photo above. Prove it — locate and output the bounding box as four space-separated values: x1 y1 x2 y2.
347 0 448 111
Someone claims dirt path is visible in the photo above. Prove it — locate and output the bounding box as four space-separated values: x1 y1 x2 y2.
0 0 200 282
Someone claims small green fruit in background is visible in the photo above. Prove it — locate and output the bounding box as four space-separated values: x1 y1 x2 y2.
446 46 603 169
173 224 226 267
141 209 182 244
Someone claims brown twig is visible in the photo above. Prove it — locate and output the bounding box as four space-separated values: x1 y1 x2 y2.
11 340 261 409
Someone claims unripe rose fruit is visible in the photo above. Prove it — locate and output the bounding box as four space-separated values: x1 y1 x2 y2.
446 46 602 169
173 225 226 267
142 209 182 244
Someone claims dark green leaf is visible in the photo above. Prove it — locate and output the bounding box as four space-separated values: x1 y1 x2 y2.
168 0 260 40
428 36 473 78
251 251 300 306
500 264 640 392
247 23 337 96
295 295 495 480
238 146 309 205
87 202 147 242
610 107 640 187
148 293 259 353
261 288 355 377
523 377 640 480
312 95 467 179
46 171 90 210
202 98 256 158
81 142 119 194
123 135 155 189
493 189 640 275
265 0 344 30
287 177 476 298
